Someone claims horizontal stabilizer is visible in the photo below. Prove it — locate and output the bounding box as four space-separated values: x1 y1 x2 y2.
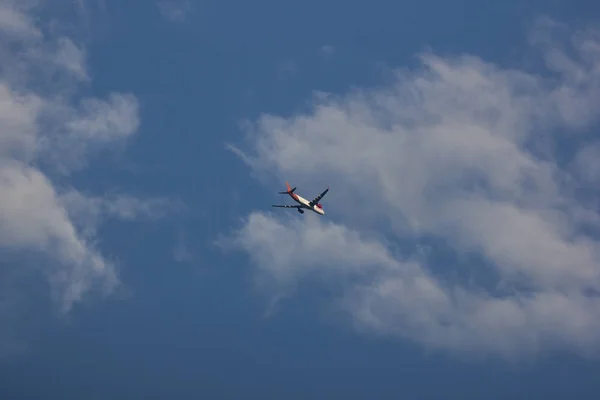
278 186 296 194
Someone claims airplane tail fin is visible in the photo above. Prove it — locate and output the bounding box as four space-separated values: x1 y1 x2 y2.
278 181 296 194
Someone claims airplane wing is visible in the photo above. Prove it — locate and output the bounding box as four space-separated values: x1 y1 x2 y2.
309 187 329 206
272 204 301 208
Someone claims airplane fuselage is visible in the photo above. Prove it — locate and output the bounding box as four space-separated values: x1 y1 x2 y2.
288 192 325 215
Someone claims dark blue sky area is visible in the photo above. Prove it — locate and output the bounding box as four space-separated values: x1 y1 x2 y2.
2 1 600 399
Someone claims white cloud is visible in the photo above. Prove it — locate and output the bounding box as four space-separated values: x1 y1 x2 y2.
60 190 176 238
54 37 89 82
0 1 169 349
0 162 120 312
67 93 140 140
0 82 42 161
223 17 600 359
573 142 600 184
34 92 141 174
0 2 41 40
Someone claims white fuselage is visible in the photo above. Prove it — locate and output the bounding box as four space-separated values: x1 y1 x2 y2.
290 192 325 215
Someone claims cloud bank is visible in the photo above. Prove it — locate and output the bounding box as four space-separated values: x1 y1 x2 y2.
0 0 166 350
224 17 600 360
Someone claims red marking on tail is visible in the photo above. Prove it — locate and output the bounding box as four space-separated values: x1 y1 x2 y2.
284 181 299 200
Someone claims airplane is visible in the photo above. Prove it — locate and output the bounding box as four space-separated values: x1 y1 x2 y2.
272 181 329 215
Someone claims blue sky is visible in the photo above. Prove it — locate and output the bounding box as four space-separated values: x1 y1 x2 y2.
2 0 600 398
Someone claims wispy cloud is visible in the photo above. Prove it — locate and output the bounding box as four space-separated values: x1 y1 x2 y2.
173 229 193 263
157 0 192 23
223 17 600 360
0 2 41 40
54 37 89 82
320 45 335 56
0 0 171 352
